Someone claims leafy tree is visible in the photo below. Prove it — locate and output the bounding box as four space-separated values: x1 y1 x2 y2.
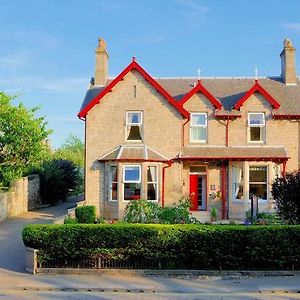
0 92 51 187
272 170 300 224
54 134 84 168
39 159 80 204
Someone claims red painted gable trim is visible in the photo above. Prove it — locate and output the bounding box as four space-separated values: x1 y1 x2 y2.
179 80 223 109
233 80 281 110
78 59 189 119
272 114 300 119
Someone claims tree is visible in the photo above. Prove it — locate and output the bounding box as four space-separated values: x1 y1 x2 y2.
39 159 80 204
54 134 84 168
0 92 52 187
271 170 300 224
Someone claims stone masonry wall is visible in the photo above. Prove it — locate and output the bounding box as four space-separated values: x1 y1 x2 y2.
0 175 40 222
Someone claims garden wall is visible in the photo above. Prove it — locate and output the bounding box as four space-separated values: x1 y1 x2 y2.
0 175 40 222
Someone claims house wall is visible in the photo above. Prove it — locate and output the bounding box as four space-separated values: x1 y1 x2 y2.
85 70 183 216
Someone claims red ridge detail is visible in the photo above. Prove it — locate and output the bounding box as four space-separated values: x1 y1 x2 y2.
233 80 281 110
78 60 189 119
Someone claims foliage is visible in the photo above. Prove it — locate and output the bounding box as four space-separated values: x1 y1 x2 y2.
23 224 300 270
75 206 96 224
0 92 51 187
54 134 84 168
39 159 80 204
272 171 300 224
64 217 77 224
245 210 284 225
123 197 195 224
54 135 84 196
210 208 217 221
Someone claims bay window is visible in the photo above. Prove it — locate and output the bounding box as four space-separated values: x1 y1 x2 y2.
249 166 268 200
123 165 141 200
108 165 118 201
190 113 207 143
147 166 158 201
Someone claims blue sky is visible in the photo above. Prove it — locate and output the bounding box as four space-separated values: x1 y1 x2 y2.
0 0 300 148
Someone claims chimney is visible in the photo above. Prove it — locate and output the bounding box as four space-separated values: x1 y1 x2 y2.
280 38 297 85
94 38 109 86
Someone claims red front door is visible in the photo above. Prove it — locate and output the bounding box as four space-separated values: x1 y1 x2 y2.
189 174 198 211
189 174 207 211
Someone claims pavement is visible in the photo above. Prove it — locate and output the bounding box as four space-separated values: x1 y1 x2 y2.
0 200 300 299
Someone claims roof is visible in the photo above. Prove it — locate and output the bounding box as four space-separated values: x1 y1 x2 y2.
78 59 189 119
98 145 169 162
180 146 289 161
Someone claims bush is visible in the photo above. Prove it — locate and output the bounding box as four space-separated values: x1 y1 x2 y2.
64 217 77 224
75 206 96 224
39 159 80 205
22 224 300 270
123 197 195 224
272 171 300 224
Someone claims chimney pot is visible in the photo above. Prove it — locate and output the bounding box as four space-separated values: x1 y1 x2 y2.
280 38 297 85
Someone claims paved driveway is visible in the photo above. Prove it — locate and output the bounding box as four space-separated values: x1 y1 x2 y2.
0 199 78 272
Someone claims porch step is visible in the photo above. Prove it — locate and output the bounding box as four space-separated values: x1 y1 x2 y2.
190 211 211 223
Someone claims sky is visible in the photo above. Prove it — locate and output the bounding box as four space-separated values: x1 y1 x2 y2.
0 0 300 148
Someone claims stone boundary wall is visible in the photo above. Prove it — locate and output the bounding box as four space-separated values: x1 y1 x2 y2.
0 175 40 222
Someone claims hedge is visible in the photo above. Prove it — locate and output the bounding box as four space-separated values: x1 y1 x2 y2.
22 224 300 269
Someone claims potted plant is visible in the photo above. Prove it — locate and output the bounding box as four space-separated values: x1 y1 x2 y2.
211 207 217 222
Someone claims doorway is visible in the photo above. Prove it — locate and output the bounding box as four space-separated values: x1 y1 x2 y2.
189 174 207 211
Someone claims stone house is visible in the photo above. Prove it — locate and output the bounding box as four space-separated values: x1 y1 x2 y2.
78 38 299 221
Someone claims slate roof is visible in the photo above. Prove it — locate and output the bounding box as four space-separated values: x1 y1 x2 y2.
80 76 300 116
181 146 289 161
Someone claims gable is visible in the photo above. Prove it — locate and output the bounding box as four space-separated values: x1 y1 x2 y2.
233 80 281 110
179 80 223 110
78 58 189 119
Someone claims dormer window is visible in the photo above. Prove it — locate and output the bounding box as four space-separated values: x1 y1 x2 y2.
248 113 265 142
126 111 143 141
190 113 207 143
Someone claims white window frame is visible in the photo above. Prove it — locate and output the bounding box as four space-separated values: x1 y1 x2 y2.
108 165 118 202
232 164 244 202
249 165 268 201
190 112 207 143
123 164 142 201
248 112 265 143
147 165 159 202
125 111 143 142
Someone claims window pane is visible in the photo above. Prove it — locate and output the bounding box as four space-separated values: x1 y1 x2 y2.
147 183 157 200
249 113 264 126
233 166 244 199
110 166 118 182
191 114 206 126
249 183 267 200
111 183 118 201
191 127 207 141
190 166 206 173
249 166 267 182
250 127 262 141
127 112 141 124
147 166 157 182
124 166 140 182
124 183 141 200
127 125 142 140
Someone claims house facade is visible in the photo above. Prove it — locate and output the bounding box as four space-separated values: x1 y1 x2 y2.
78 38 300 221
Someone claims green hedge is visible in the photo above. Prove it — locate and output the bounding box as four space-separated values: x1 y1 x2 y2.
75 206 96 224
22 224 300 269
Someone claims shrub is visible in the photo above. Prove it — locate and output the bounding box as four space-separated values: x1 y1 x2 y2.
39 159 80 205
64 217 77 224
123 197 194 224
75 206 96 224
272 171 300 224
22 224 300 270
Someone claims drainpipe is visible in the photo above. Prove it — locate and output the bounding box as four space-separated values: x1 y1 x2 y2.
221 162 227 219
225 118 230 147
162 160 173 208
282 159 287 177
182 118 190 147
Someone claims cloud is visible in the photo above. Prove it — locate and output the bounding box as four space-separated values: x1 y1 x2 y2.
282 23 300 32
177 0 209 28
